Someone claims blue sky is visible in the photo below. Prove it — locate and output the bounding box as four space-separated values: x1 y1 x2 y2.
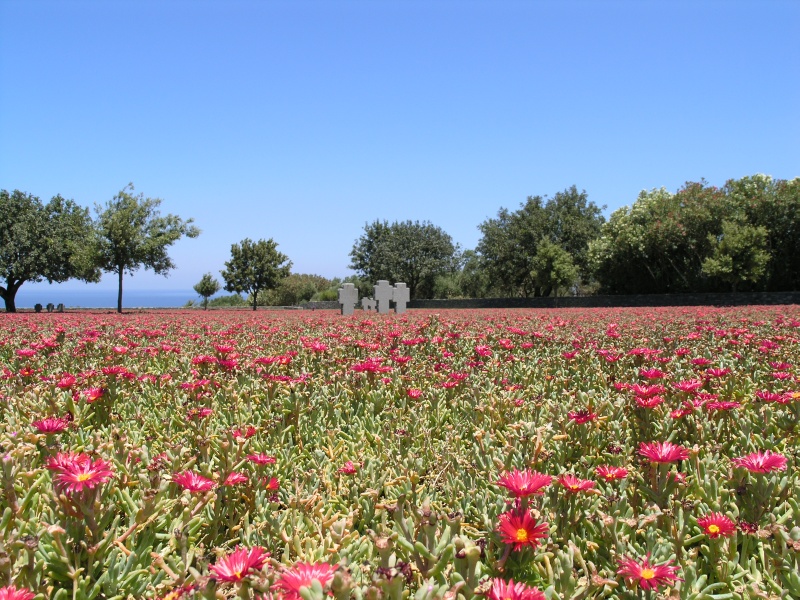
2 0 798 294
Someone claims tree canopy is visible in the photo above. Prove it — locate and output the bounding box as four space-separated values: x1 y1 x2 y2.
221 238 292 311
476 186 605 297
588 176 800 294
0 189 99 312
193 273 221 309
349 220 460 299
93 184 200 313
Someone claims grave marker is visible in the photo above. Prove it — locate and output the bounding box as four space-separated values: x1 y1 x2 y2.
392 283 410 314
337 283 358 316
374 280 393 314
362 298 376 311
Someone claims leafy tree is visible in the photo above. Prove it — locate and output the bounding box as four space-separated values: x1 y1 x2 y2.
1 189 99 312
221 238 292 311
193 273 221 309
477 186 604 296
701 219 770 292
456 249 495 298
258 273 332 306
207 293 247 308
529 239 579 296
588 177 798 294
94 184 200 313
724 174 800 291
349 220 460 298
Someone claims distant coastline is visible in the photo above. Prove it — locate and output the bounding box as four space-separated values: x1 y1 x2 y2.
14 288 197 309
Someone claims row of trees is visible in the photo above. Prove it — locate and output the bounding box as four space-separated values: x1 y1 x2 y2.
1 185 199 313
4 174 799 313
347 175 800 299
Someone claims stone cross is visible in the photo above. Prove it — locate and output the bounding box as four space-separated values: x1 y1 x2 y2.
392 283 410 314
337 283 358 316
46 303 54 313
56 303 65 313
362 297 376 311
374 280 393 314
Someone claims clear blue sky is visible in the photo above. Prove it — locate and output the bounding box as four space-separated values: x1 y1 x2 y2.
2 0 798 293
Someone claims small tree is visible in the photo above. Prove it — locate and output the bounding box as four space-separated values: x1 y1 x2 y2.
701 219 770 292
1 189 99 312
220 238 292 311
529 239 579 297
193 273 221 309
94 184 200 313
349 220 460 298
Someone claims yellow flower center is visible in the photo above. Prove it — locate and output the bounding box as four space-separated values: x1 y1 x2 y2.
77 473 92 482
516 528 529 542
708 524 720 534
640 568 656 580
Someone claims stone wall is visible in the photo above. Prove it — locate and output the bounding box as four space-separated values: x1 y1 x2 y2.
300 301 341 310
407 291 800 310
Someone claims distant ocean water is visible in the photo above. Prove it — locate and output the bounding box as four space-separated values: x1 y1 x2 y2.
14 288 198 309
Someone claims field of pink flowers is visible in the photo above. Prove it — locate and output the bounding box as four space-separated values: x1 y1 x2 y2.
1 307 798 600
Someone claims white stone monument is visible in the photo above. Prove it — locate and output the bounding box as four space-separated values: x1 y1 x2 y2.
374 280 393 314
392 283 410 314
362 298 376 311
337 283 358 316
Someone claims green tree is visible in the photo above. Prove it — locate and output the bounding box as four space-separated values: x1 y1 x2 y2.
221 238 292 311
349 220 460 298
477 186 604 296
724 174 800 291
1 189 99 312
94 185 200 313
259 273 332 306
529 239 579 296
701 219 770 292
193 272 221 309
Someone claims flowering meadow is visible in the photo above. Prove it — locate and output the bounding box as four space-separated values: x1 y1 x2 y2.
1 307 799 600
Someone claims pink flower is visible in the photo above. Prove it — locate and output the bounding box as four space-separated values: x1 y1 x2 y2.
46 452 114 495
617 554 680 591
673 379 703 393
223 472 249 486
32 416 69 433
173 470 216 492
568 409 597 424
731 451 787 473
496 508 549 551
497 469 552 498
0 586 35 600
81 387 105 403
697 512 737 538
338 461 358 474
485 578 545 600
595 465 628 481
558 474 595 494
638 441 689 463
247 453 277 465
272 562 337 600
475 345 492 357
209 546 270 582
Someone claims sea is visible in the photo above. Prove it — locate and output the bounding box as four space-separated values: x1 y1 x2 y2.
13 288 198 309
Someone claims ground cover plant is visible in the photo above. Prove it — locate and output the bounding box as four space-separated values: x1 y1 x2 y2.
0 306 798 600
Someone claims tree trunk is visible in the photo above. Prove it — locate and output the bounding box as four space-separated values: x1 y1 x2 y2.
1 290 16 313
252 290 258 311
1 282 21 313
117 266 124 314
